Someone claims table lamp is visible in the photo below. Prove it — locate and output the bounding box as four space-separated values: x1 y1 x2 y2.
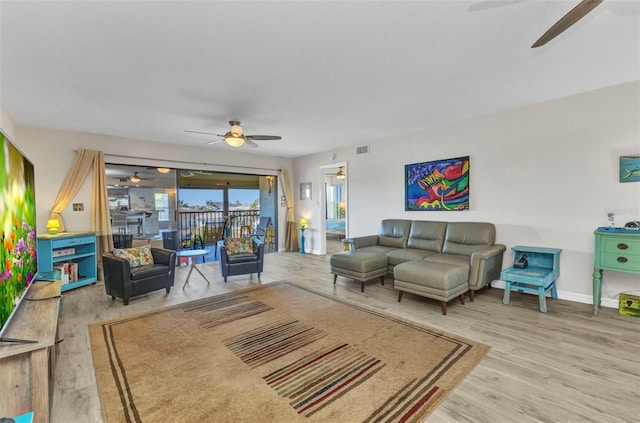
300 218 308 229
47 219 60 235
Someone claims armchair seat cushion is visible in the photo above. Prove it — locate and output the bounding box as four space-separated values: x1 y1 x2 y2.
130 264 171 280
227 253 260 264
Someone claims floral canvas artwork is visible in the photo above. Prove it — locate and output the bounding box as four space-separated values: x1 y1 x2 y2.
0 132 37 330
405 156 470 211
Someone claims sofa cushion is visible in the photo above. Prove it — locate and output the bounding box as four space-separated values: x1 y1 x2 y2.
113 244 154 268
442 222 496 256
386 248 436 266
357 245 398 255
378 219 412 248
407 220 447 252
424 253 470 272
224 238 253 255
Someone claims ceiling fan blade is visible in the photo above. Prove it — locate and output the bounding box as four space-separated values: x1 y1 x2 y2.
185 130 224 137
532 0 603 48
245 139 260 148
206 140 224 146
246 135 282 141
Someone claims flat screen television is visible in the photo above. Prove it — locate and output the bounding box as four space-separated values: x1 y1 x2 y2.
0 130 37 339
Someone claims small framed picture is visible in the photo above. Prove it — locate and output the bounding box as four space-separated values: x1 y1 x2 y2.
620 156 640 182
300 182 312 200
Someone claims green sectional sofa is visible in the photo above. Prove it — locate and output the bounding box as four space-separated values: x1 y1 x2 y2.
330 219 506 312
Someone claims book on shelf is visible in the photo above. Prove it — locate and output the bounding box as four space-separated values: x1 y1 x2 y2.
53 262 70 284
69 262 78 282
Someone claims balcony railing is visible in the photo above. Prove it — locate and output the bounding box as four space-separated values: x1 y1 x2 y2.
177 209 261 248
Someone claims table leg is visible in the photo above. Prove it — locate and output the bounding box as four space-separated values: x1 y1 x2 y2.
191 263 211 285
537 286 547 313
592 268 603 316
182 265 195 289
502 281 511 305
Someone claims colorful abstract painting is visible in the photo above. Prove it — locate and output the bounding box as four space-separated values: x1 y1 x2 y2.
405 156 469 211
620 156 640 183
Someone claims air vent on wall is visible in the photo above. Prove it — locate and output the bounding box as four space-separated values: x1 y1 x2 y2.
356 145 369 155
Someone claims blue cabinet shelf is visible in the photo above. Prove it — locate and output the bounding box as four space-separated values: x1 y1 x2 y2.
37 232 97 292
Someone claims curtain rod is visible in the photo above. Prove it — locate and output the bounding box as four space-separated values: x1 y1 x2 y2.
101 152 281 173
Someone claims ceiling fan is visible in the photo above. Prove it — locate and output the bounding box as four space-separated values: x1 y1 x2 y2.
117 172 153 183
531 0 603 48
185 120 282 148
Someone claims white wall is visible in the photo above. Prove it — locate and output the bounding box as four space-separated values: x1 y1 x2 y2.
6 126 293 250
295 81 640 308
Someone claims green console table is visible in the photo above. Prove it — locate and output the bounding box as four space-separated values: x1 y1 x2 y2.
593 228 640 316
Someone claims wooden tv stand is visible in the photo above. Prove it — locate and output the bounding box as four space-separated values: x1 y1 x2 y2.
0 281 61 423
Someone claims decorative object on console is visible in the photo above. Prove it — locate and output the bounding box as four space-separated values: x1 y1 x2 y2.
405 156 470 211
299 218 308 254
619 155 640 182
47 218 60 234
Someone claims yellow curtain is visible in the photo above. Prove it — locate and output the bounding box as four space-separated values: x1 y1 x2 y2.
91 151 113 279
49 148 113 279
278 169 299 252
48 149 95 232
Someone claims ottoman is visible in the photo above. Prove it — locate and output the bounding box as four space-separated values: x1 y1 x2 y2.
394 261 469 315
330 251 388 292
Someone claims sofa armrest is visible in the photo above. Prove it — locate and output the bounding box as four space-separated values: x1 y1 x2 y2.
345 235 380 251
151 247 176 266
468 244 507 289
102 253 132 299
151 248 177 286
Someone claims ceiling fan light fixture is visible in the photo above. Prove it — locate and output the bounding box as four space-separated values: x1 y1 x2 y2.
336 167 346 179
230 123 243 136
157 167 171 174
129 175 141 183
225 131 245 147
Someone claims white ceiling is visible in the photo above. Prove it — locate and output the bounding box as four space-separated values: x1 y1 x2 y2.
1 1 639 159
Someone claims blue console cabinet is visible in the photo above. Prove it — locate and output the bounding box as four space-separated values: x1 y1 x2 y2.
37 231 97 292
500 246 562 313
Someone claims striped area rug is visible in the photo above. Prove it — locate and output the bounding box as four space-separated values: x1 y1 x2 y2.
89 282 490 423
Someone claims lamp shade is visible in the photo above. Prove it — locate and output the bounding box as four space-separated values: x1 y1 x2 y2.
47 219 60 235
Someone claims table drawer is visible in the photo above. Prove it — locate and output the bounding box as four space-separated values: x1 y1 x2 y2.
602 237 640 254
51 235 95 249
602 251 640 272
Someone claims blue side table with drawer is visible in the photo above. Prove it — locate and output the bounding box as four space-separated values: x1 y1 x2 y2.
37 231 97 292
501 246 562 313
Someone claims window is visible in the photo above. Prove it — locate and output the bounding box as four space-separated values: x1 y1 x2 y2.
154 192 170 222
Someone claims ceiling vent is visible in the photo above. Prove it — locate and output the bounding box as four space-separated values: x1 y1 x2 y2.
356 145 369 155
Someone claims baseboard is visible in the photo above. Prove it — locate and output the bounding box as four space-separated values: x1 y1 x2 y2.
490 280 618 309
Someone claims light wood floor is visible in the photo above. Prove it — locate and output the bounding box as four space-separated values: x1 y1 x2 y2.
51 240 639 422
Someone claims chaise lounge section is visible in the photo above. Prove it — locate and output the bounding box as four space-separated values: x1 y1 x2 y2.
330 219 506 313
